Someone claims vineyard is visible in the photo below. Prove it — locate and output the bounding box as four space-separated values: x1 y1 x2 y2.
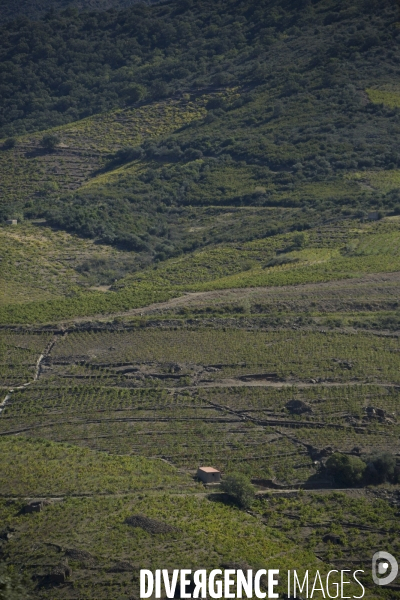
0 245 399 597
1 320 399 485
1 0 400 596
0 218 399 324
0 490 328 600
0 437 196 496
48 327 400 383
0 331 52 385
0 92 220 208
252 490 400 576
0 281 399 599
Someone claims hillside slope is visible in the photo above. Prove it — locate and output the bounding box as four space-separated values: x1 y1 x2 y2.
1 0 400 265
1 0 399 137
1 0 400 322
0 0 159 24
1 3 400 600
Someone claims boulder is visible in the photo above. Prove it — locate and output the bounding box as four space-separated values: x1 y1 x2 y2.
221 561 251 571
307 445 333 461
48 560 72 584
339 360 353 369
125 515 176 534
65 548 94 565
107 561 134 573
286 399 312 415
0 527 15 541
21 499 52 514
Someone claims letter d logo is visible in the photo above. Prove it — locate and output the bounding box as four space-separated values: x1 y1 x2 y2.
372 552 398 586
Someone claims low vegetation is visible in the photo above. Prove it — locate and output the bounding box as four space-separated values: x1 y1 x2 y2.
1 1 400 598
220 473 255 508
0 437 196 496
0 562 28 600
253 490 400 576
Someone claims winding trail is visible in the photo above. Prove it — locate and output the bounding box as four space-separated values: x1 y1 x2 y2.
0 393 11 415
67 270 400 325
173 379 399 390
0 487 369 501
0 333 63 415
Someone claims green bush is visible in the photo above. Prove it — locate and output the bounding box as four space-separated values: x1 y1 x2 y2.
365 452 398 485
2 138 16 150
265 255 300 268
220 473 255 508
112 146 143 164
326 453 367 487
328 452 399 487
40 134 60 150
0 563 28 600
122 83 146 104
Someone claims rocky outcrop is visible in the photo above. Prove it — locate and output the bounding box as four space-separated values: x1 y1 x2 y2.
21 500 52 514
48 559 72 584
286 399 312 415
125 515 176 534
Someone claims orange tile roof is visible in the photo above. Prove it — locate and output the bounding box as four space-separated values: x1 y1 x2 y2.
198 466 220 473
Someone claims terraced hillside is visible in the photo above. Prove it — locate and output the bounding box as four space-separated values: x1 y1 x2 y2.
1 217 400 324
2 0 400 252
0 93 218 216
1 264 400 598
1 0 400 598
0 438 326 600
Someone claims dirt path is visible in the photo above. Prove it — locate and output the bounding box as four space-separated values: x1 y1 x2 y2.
63 271 400 325
0 487 365 502
70 291 212 323
0 393 11 415
0 333 64 415
173 379 399 390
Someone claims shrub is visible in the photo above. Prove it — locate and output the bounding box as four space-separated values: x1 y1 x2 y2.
273 102 283 118
364 452 398 485
292 233 308 250
40 134 60 150
184 148 203 161
37 181 59 197
122 83 146 104
0 562 29 599
151 81 169 99
326 453 366 487
206 98 225 110
265 255 300 268
113 146 143 164
2 138 16 150
220 473 255 508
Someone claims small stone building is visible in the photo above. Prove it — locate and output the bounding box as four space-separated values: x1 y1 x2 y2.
6 219 17 225
196 466 221 484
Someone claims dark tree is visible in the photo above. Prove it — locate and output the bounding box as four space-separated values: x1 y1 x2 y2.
220 473 255 508
40 134 60 150
3 138 16 150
